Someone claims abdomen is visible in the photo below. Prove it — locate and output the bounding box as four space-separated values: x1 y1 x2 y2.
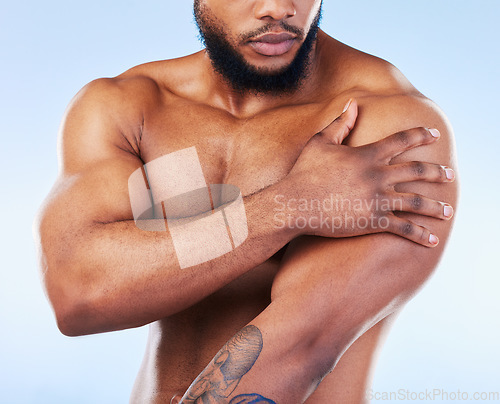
131 259 280 402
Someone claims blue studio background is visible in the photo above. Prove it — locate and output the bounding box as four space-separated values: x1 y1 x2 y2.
0 1 498 402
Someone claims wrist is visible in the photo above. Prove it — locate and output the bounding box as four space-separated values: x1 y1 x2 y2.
268 173 307 239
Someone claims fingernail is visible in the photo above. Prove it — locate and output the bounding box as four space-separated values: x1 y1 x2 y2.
445 168 455 181
343 99 352 113
429 128 440 138
429 234 439 245
444 204 453 218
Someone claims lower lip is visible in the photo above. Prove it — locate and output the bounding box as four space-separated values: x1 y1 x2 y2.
249 39 295 56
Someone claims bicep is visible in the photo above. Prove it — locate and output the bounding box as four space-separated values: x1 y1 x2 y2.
36 79 146 270
46 79 144 227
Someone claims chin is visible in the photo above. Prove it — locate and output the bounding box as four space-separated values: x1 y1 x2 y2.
254 63 292 76
244 54 297 74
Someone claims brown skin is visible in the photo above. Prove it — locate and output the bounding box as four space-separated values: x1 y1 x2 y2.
34 1 458 403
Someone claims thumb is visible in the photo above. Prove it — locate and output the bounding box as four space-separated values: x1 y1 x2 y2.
320 98 358 145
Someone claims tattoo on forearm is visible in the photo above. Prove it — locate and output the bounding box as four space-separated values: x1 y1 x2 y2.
181 325 276 403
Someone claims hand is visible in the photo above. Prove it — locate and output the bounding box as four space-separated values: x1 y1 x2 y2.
284 99 455 246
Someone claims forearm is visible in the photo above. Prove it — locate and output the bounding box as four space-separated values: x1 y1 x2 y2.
40 178 297 336
180 219 455 403
179 306 329 404
177 254 365 404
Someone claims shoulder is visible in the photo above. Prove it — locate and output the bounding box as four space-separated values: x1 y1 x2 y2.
118 51 205 98
65 51 204 123
320 35 456 171
58 54 204 171
324 39 453 147
60 59 177 153
66 71 162 123
319 32 417 98
58 72 164 173
58 75 156 163
349 93 453 148
324 38 459 247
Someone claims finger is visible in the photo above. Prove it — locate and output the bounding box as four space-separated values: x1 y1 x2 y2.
319 98 358 145
390 192 454 220
384 162 455 184
367 127 440 162
386 214 440 247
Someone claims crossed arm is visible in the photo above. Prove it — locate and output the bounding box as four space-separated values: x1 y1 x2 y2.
178 94 459 403
34 77 457 402
34 78 304 336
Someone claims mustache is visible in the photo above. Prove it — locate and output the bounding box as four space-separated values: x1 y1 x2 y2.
239 21 305 43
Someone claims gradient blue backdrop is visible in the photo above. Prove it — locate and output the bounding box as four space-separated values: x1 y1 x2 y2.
1 1 498 402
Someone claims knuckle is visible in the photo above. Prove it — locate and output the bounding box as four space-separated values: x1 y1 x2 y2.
364 167 383 183
412 162 426 176
410 195 423 210
418 127 429 137
401 222 413 235
415 127 429 141
395 131 410 147
419 227 428 241
437 201 445 216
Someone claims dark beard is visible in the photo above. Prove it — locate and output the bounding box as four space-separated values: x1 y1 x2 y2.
193 1 322 95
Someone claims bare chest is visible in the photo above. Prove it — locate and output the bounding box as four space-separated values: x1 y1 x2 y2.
139 100 336 196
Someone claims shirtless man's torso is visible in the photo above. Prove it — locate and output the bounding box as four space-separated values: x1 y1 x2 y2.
35 2 458 403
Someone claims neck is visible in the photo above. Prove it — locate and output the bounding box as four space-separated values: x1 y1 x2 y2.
203 30 327 118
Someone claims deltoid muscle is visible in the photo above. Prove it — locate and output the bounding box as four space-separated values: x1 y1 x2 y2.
128 146 248 268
